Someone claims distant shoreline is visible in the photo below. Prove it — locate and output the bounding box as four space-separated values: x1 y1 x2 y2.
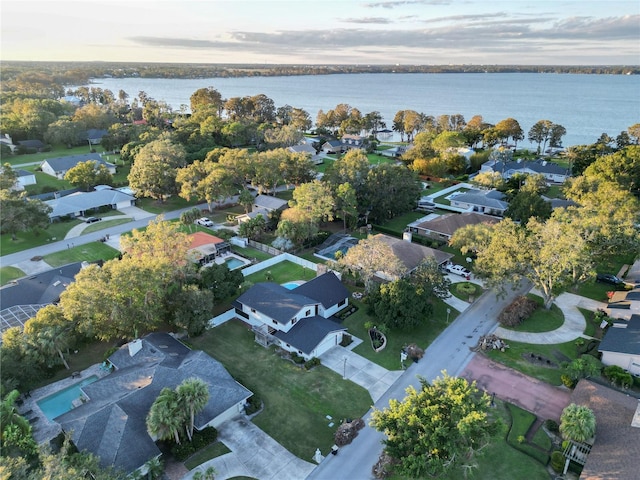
1 61 637 86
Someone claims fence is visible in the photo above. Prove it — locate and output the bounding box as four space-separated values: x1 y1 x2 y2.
247 239 282 256
240 252 318 276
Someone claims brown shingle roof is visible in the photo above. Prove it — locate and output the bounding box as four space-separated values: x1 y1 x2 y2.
571 380 640 480
414 212 500 238
373 234 453 271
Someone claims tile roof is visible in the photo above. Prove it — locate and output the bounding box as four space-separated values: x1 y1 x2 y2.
570 380 640 480
188 232 225 249
57 333 251 474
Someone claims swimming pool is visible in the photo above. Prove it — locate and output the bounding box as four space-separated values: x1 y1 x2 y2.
224 257 246 270
282 282 300 290
37 375 98 420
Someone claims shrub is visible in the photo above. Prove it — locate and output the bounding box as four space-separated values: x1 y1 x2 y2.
171 427 218 461
304 357 321 370
498 296 538 327
544 419 559 434
455 282 476 296
561 374 576 389
40 185 57 194
603 365 633 388
334 418 365 446
340 334 353 347
290 352 305 364
103 346 119 361
244 394 262 415
550 451 565 473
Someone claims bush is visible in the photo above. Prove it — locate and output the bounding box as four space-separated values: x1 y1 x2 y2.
603 365 633 388
544 419 559 434
290 352 305 364
171 426 218 461
40 185 58 194
561 374 576 389
304 357 321 370
244 394 262 415
550 451 565 473
455 282 476 296
103 346 119 361
498 296 538 327
340 334 353 347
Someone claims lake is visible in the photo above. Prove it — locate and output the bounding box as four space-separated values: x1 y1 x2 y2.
87 73 639 148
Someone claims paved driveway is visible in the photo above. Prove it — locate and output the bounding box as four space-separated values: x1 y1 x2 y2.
461 354 571 421
183 416 316 480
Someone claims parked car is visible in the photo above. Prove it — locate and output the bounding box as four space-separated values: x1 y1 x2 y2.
195 217 214 227
445 263 471 279
85 217 101 224
596 273 624 285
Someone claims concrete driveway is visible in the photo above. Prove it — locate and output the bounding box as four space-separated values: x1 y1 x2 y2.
183 416 316 480
461 354 571 421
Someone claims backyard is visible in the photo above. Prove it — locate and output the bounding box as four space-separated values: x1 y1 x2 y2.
187 321 372 461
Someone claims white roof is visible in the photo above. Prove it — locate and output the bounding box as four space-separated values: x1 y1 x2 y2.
46 189 135 217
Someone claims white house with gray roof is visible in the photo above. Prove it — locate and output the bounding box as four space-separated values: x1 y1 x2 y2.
45 188 135 219
41 153 116 179
56 333 252 476
480 158 570 184
450 189 509 216
233 272 349 360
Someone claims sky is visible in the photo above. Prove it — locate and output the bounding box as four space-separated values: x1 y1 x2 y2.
1 0 639 65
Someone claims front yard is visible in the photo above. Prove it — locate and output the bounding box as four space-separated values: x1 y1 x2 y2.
42 242 120 267
187 321 372 461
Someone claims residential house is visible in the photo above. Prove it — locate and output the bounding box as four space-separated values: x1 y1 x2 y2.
85 129 109 145
56 333 252 476
380 144 410 158
236 194 289 224
41 153 116 179
233 272 349 360
45 187 135 220
371 233 454 280
450 189 509 216
187 232 231 266
17 139 47 152
480 158 570 184
567 379 640 480
288 143 324 165
408 212 500 242
0 134 17 153
321 140 343 154
598 313 640 376
0 262 84 337
341 134 365 150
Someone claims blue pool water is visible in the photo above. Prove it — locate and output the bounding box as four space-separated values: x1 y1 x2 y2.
37 375 98 420
282 282 300 290
224 257 245 270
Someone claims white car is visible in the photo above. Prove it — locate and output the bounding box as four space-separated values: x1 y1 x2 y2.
195 217 214 227
445 263 471 279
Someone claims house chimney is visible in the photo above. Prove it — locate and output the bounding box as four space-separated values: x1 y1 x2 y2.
403 231 413 243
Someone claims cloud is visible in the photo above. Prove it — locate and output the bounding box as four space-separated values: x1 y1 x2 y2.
341 17 394 24
365 0 451 9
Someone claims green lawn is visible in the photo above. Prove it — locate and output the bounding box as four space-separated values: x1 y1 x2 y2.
344 296 458 370
486 340 579 385
183 442 231 470
231 246 274 263
82 218 132 234
378 211 426 235
0 219 82 255
0 266 25 286
137 196 200 214
187 321 372 461
579 307 600 338
449 282 483 302
243 260 317 285
24 167 73 195
573 252 637 300
3 144 96 167
366 153 396 166
43 242 120 267
503 295 565 333
505 403 550 465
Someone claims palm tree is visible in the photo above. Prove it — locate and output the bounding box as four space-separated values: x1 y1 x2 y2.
143 456 164 480
176 378 210 441
146 388 184 445
24 305 74 370
560 403 596 443
1 390 36 457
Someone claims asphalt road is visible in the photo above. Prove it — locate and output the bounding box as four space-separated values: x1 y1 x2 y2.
308 280 532 480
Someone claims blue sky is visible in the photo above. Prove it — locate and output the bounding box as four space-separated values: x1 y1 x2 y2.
2 0 639 64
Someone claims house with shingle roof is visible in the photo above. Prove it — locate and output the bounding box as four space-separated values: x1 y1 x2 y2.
480 158 570 184
408 212 500 242
17 139 47 152
288 143 324 164
450 189 509 216
598 313 640 376
45 188 135 219
341 134 365 150
56 333 252 476
236 194 289 224
322 139 343 154
233 272 349 360
568 379 640 480
41 153 115 179
85 129 109 145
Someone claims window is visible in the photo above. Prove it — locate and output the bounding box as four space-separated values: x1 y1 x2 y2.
338 299 346 307
251 308 256 314
305 309 311 316
292 318 297 325
272 319 277 325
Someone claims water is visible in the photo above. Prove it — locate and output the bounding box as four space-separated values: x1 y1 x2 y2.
37 375 98 420
224 257 245 270
87 73 639 148
282 282 300 290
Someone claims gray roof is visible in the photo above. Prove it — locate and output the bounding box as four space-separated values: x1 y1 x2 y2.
57 333 252 474
18 139 45 148
599 314 640 355
253 194 288 211
490 159 569 176
294 272 350 309
273 316 346 354
85 129 108 141
16 169 34 177
288 144 316 155
454 189 509 210
236 283 318 325
42 153 113 173
46 189 135 217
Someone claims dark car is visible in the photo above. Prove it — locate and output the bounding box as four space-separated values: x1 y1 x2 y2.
85 217 101 224
596 273 624 285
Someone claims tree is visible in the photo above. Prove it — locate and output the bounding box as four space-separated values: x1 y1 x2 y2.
176 378 210 441
289 180 334 224
171 285 214 337
559 403 596 443
449 222 496 257
238 214 267 240
371 372 494 478
528 120 553 154
24 305 75 370
198 263 243 303
180 207 201 233
366 278 433 330
494 118 524 148
237 188 255 213
338 235 405 291
335 182 358 230
0 186 51 241
44 117 85 146
410 258 452 300
128 137 186 202
146 387 184 444
362 164 421 222
1 390 37 459
64 160 113 191
504 190 552 223
190 87 224 116
275 208 318 246
581 145 640 197
177 159 235 212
